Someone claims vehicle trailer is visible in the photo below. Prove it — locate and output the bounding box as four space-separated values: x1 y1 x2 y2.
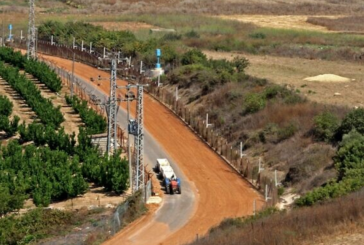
156 158 181 194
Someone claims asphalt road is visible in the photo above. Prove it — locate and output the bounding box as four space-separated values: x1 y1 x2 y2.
70 72 196 244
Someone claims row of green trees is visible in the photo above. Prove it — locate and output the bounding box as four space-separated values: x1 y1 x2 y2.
65 95 107 134
0 95 19 138
38 21 136 52
0 47 62 92
0 127 128 212
0 61 64 128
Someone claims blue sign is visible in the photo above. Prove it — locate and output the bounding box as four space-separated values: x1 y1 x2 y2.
8 24 12 30
156 49 161 57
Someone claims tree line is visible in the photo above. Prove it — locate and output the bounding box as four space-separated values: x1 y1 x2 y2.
0 61 64 128
65 95 107 134
0 47 62 93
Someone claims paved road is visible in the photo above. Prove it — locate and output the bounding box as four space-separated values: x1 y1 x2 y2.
60 68 196 244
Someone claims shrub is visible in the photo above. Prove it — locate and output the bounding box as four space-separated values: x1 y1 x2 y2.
185 30 200 39
313 111 339 142
161 33 182 41
232 57 250 73
181 49 208 65
277 123 298 142
243 93 266 115
249 32 266 39
0 95 13 117
337 108 364 139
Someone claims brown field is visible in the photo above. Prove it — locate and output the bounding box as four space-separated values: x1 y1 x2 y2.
217 15 339 32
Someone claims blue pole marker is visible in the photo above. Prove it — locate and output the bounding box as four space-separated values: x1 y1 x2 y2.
8 24 13 40
156 49 161 69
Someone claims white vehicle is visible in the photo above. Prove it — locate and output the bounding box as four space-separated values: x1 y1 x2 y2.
155 158 181 194
155 158 170 173
160 165 176 180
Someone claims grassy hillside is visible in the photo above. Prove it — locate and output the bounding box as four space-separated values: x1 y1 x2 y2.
2 0 364 15
188 187 364 245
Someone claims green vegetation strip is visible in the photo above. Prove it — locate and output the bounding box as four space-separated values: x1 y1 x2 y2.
0 61 64 128
0 126 128 210
0 95 19 137
65 95 107 134
0 47 62 93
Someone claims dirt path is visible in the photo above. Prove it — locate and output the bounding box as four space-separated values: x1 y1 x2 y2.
0 76 36 124
204 50 364 108
21 71 82 136
39 54 263 245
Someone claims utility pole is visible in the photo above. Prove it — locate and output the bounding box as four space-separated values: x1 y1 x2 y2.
134 85 145 193
106 58 118 156
71 52 75 97
27 0 36 60
126 88 132 192
1 18 4 47
120 83 148 194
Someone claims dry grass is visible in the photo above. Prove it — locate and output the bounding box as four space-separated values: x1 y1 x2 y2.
3 0 364 15
188 188 364 245
307 15 364 33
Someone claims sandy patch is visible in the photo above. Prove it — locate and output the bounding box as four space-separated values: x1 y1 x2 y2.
88 21 157 31
217 15 341 32
304 74 352 83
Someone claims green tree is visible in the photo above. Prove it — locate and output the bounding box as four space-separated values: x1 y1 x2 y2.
313 111 339 142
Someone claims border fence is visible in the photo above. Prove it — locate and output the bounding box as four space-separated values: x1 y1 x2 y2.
11 40 278 207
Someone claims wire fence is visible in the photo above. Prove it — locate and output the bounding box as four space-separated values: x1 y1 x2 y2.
38 191 147 245
147 85 279 206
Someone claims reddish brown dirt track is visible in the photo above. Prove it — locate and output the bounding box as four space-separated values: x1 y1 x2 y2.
41 54 263 245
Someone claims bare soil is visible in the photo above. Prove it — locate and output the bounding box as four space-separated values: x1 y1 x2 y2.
89 21 157 31
204 50 364 108
22 185 129 211
217 15 340 32
39 53 263 245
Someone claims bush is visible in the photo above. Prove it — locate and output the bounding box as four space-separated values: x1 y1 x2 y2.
296 129 364 206
181 49 208 65
313 111 339 142
249 32 266 39
337 108 364 139
243 93 266 115
0 95 13 117
185 30 200 39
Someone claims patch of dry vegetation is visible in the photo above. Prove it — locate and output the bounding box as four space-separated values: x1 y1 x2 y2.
308 15 364 33
188 188 364 245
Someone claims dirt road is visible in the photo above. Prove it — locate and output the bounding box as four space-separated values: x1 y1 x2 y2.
40 54 263 245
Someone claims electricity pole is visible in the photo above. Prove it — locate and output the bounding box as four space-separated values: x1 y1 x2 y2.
106 58 118 155
27 0 36 60
71 52 75 97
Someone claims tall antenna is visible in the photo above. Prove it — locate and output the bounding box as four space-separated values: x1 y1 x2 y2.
106 58 118 155
27 0 36 60
134 85 145 192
